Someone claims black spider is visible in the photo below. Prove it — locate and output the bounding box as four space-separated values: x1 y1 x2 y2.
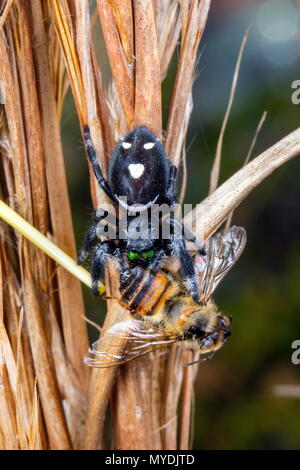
79 125 205 301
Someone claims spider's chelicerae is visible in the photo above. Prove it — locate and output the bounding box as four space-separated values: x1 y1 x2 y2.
79 125 205 301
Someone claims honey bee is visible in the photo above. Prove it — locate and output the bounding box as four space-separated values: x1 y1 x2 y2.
85 226 246 367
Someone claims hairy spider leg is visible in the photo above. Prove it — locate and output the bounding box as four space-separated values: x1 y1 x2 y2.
170 216 206 256
166 214 199 302
91 241 125 295
83 125 117 204
78 209 120 264
166 165 178 206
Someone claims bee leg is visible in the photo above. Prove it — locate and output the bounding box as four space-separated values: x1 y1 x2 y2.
91 241 115 296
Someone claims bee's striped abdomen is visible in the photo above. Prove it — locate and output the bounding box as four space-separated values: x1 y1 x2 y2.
121 268 176 317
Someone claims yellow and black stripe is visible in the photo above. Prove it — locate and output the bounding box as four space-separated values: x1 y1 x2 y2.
120 268 177 317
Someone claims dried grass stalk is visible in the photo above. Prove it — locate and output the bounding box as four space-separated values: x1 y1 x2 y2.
96 0 134 127
209 27 250 194
0 0 88 449
166 0 210 165
1 0 299 451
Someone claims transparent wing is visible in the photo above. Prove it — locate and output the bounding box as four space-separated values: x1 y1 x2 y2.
195 225 246 302
84 319 177 368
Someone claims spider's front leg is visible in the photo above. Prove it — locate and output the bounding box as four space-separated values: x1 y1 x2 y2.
166 165 178 206
91 240 117 295
166 214 200 302
169 237 199 302
91 242 127 296
78 209 117 264
172 217 206 256
83 125 117 204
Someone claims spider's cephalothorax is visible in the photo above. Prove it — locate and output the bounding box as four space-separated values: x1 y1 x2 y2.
79 125 205 300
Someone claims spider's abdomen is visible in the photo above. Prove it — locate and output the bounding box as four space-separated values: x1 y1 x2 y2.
109 126 170 209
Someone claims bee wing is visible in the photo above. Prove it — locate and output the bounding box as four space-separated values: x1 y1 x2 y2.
196 225 246 301
84 319 177 368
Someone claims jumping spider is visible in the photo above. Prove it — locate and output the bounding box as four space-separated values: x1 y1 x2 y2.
79 125 205 301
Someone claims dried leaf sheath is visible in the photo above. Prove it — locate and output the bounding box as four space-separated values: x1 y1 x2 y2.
0 0 88 449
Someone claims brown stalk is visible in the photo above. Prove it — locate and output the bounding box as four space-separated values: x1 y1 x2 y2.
133 0 162 136
112 354 161 450
109 0 162 450
108 0 134 66
48 0 87 124
0 365 18 449
224 110 267 231
187 126 300 241
166 0 210 165
209 27 250 194
178 350 193 449
96 0 134 127
161 345 184 449
75 0 106 207
29 0 89 390
0 0 14 31
156 0 181 80
21 254 71 449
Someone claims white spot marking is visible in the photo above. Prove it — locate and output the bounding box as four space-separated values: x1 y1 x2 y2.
143 142 155 150
128 163 145 179
122 142 132 149
115 194 159 212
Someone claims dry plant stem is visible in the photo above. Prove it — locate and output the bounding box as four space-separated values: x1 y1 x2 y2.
156 0 181 80
179 350 193 450
165 0 210 164
96 0 134 127
75 0 106 207
108 0 134 66
16 1 48 236
133 0 162 136
224 110 267 232
0 200 94 290
48 0 87 124
188 126 300 241
0 0 14 31
161 346 184 449
83 291 129 450
0 0 92 448
22 250 71 450
112 354 161 450
30 0 89 388
110 0 162 449
209 27 250 195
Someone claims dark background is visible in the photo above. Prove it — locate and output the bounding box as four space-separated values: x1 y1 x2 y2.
61 0 300 450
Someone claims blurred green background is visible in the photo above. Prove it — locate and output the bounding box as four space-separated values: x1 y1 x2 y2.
61 0 300 450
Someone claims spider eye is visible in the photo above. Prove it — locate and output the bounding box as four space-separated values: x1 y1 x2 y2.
141 250 155 260
127 251 139 262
